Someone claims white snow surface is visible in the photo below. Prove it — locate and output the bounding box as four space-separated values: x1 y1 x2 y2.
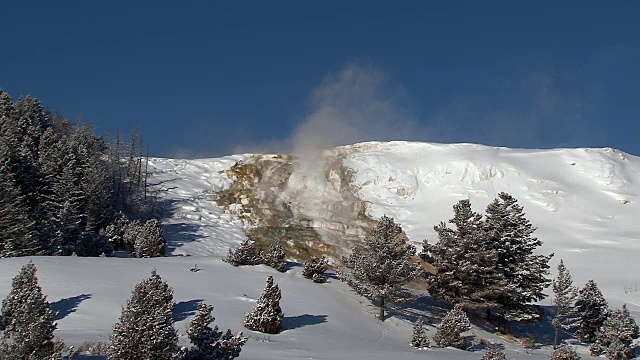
1 141 639 359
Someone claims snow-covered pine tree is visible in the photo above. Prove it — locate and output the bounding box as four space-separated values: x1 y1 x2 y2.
224 239 262 266
433 305 471 349
134 218 166 257
0 152 37 257
549 344 580 360
421 199 505 311
339 215 422 321
589 304 638 359
262 243 286 272
410 317 430 348
0 262 64 359
484 192 553 322
244 276 283 334
108 270 178 360
46 156 86 255
103 213 131 251
302 256 328 283
480 345 507 360
552 259 579 347
182 302 248 360
122 219 142 253
574 280 608 343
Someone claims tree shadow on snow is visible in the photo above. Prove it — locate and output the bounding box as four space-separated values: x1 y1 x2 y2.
51 294 93 321
284 261 302 272
503 305 569 347
388 294 451 327
160 199 208 256
173 299 203 321
283 314 328 330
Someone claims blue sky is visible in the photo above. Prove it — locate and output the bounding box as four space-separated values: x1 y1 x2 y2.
1 1 639 157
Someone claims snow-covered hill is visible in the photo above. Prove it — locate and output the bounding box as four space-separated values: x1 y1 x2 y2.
150 141 640 311
1 141 638 359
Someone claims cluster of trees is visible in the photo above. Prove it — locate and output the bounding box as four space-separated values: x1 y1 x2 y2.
550 260 639 359
0 89 165 258
422 193 553 325
0 263 251 359
332 194 638 358
224 240 287 273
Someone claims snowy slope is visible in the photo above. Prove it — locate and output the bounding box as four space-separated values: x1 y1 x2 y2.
340 142 640 311
0 256 596 360
146 155 249 256
1 141 637 359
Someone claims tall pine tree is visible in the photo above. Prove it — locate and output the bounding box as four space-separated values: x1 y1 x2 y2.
339 215 423 321
552 259 579 347
484 192 552 321
421 199 505 311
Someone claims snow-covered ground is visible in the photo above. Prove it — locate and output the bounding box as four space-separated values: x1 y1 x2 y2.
1 141 638 359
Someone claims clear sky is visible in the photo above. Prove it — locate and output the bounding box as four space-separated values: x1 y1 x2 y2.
1 1 639 157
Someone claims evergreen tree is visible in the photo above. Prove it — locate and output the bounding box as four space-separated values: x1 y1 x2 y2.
122 219 142 252
484 192 553 321
410 317 430 348
574 280 608 343
182 302 247 360
480 346 507 360
103 213 131 251
262 243 286 272
552 259 579 347
244 276 283 334
549 344 580 360
0 262 64 359
339 215 422 321
589 304 638 359
223 240 262 266
433 305 471 349
108 270 178 360
134 219 166 258
0 151 37 256
421 199 505 311
302 256 328 283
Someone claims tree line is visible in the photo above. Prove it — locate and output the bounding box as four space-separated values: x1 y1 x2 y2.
0 89 165 258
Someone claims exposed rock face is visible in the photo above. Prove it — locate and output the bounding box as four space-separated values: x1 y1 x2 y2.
215 151 375 265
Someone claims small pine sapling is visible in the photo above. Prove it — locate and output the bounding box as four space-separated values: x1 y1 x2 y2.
549 344 580 360
182 302 248 360
521 334 537 353
480 345 507 360
262 243 286 272
589 304 638 359
244 276 284 334
224 240 262 266
410 317 430 348
433 305 471 349
302 256 328 283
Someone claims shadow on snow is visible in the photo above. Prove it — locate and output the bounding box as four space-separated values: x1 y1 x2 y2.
51 294 93 321
173 299 203 321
